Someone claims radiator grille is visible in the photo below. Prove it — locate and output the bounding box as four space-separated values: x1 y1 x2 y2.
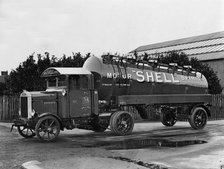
21 97 28 118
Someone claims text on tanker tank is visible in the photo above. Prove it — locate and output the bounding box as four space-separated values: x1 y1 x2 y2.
106 70 202 83
106 72 132 79
135 71 179 83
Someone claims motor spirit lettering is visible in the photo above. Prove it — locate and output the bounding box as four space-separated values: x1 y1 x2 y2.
107 73 132 79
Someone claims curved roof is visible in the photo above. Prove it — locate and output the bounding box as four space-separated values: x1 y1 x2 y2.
41 67 91 77
130 31 224 61
132 31 224 52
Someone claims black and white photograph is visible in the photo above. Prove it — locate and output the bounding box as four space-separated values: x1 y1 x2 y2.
0 0 224 169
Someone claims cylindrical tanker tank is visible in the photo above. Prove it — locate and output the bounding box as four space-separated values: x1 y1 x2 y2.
83 56 208 102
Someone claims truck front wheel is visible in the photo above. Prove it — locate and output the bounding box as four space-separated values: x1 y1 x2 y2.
35 116 60 141
110 111 134 135
189 106 208 129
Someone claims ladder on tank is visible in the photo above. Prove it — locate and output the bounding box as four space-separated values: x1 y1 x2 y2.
101 54 200 77
110 56 129 87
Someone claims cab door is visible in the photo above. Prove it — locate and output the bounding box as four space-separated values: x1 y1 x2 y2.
69 75 92 117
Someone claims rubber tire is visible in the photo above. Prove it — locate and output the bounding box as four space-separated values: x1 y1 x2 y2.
35 116 60 142
110 111 134 135
160 111 177 127
189 107 208 130
18 126 35 138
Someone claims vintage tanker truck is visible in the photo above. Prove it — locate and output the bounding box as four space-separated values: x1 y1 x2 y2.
12 55 211 141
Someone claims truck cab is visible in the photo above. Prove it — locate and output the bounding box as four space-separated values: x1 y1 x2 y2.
42 67 98 118
13 67 106 141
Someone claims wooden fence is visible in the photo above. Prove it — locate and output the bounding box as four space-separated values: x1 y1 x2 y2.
0 94 224 121
210 94 224 120
0 95 19 121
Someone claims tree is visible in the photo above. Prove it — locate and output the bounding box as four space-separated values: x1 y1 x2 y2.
159 51 222 94
7 54 39 94
0 82 7 95
5 52 89 94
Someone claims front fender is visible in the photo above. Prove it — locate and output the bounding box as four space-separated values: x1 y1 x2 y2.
38 113 64 130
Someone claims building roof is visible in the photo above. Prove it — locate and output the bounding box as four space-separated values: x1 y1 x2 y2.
188 51 224 61
130 31 224 61
41 67 91 77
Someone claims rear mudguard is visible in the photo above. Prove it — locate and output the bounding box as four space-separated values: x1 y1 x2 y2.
189 104 211 117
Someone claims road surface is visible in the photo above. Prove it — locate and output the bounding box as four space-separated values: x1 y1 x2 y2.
0 120 224 169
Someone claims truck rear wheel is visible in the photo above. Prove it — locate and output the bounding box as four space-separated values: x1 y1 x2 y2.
18 125 35 138
35 116 60 141
110 111 134 135
189 106 208 129
160 111 177 126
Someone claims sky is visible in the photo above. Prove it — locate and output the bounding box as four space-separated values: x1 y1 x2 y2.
0 0 224 71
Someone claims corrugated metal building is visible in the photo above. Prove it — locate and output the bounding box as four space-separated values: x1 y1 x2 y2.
130 31 224 90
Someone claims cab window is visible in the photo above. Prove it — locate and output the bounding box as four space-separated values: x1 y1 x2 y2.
81 76 88 89
92 72 101 89
70 75 89 90
58 76 66 86
47 76 66 88
70 75 81 89
48 78 57 87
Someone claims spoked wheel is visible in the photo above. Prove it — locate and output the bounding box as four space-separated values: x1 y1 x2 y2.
110 111 134 135
189 106 208 130
160 111 177 127
17 125 35 138
35 116 60 141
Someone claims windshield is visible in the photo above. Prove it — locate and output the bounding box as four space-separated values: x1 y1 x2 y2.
47 76 66 88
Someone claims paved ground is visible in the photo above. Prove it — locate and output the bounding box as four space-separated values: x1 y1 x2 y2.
0 120 224 169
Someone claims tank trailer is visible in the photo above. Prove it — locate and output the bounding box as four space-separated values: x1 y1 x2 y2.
12 55 211 141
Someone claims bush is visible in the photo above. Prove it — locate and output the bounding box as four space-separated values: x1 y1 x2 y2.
159 51 222 94
5 52 89 94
